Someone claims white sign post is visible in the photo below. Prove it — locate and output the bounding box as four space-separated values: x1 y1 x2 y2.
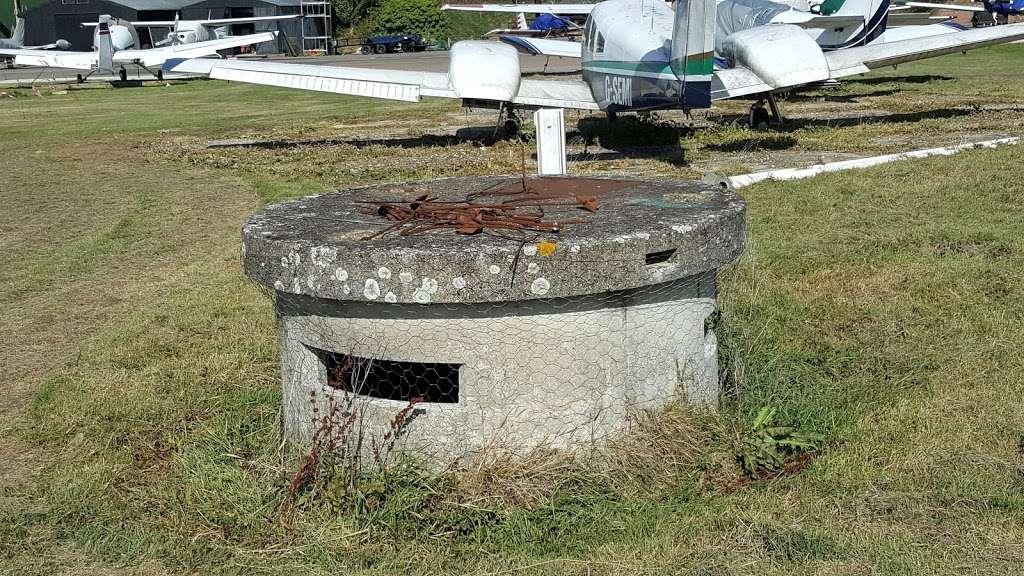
533 108 567 176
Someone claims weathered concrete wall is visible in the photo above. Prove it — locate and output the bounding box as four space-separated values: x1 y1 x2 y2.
278 274 720 463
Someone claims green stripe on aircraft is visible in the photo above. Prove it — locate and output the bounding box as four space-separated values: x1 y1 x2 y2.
585 57 714 77
817 0 847 15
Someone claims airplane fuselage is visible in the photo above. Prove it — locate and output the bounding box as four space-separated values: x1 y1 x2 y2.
95 22 224 50
577 0 897 113
164 22 222 45
581 0 700 112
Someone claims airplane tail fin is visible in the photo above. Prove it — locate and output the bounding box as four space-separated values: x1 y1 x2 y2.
12 17 25 46
823 0 891 44
670 0 715 109
97 14 114 71
12 0 25 45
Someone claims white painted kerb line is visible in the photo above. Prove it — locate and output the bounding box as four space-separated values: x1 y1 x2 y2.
727 136 1021 189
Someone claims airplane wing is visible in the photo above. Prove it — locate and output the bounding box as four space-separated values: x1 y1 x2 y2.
114 32 277 67
825 22 1024 76
715 22 1024 98
516 78 597 108
0 48 96 69
163 49 600 110
84 15 301 27
900 1 987 11
499 35 582 57
162 24 1024 111
711 67 773 100
442 3 597 14
485 28 553 36
886 12 955 25
774 13 867 28
877 20 966 40
192 15 302 26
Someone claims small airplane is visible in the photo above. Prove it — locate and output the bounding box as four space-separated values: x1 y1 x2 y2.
82 13 300 51
0 15 278 82
900 0 1024 25
0 0 70 51
488 12 582 39
448 0 973 57
163 0 1024 129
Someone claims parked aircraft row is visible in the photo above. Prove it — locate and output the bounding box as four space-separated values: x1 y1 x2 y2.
154 0 1024 128
83 14 299 52
4 0 1023 133
0 16 278 82
445 0 972 58
1 0 295 57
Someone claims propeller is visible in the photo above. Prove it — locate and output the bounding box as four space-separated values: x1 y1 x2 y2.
170 13 181 45
156 13 181 47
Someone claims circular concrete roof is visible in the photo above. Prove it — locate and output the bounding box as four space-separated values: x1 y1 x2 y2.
243 176 745 304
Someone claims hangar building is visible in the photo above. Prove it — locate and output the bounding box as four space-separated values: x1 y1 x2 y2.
11 0 326 53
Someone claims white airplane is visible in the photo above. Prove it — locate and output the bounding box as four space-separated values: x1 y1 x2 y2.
478 11 583 39
0 15 278 82
82 14 300 51
446 0 967 57
901 0 1023 25
0 0 69 50
163 0 1024 128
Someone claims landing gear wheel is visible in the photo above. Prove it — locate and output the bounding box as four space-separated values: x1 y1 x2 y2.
750 105 770 130
76 74 84 84
503 118 520 138
156 69 163 81
118 67 127 82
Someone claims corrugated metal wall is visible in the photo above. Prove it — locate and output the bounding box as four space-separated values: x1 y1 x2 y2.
20 0 300 52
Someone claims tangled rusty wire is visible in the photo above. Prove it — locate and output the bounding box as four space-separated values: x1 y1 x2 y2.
361 178 603 240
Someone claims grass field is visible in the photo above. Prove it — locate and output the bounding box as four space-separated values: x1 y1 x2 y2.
1 45 1023 575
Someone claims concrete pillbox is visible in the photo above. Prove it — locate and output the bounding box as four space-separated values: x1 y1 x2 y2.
243 176 746 464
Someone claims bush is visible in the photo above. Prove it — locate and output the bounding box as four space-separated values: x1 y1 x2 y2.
332 0 372 31
371 0 449 43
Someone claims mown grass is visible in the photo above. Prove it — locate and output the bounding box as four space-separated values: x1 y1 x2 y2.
1 46 1023 574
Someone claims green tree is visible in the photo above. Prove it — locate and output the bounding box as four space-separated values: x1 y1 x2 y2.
370 0 449 42
332 0 372 31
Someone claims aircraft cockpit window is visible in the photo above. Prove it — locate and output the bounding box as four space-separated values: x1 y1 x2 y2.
596 32 605 53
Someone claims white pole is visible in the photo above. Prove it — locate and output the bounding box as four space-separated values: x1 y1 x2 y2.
534 108 567 176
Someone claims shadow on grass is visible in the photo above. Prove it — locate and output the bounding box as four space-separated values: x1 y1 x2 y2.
782 89 902 104
565 146 682 162
565 115 694 165
704 134 799 153
715 106 985 132
843 74 955 86
207 126 500 150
